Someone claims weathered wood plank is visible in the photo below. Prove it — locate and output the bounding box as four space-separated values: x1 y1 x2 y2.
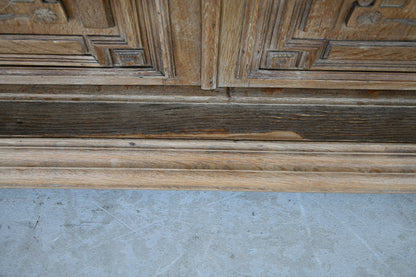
1 85 415 142
0 100 415 142
0 139 415 192
3 168 415 193
201 0 221 89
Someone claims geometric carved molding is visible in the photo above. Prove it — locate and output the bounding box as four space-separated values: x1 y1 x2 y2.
234 0 416 87
86 36 147 67
112 49 146 67
264 51 303 70
0 0 175 79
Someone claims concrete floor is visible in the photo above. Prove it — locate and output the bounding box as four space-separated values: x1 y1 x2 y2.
0 189 415 277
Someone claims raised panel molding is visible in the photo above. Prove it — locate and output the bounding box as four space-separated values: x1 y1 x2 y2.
252 0 416 71
0 0 176 83
222 0 416 89
264 51 303 70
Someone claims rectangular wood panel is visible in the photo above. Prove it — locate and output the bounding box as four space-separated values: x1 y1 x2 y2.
0 0 201 85
219 0 416 89
0 35 86 55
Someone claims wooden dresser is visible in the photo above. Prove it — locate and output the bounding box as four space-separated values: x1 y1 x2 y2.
1 0 415 192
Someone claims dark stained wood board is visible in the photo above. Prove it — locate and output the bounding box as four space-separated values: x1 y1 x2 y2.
1 101 415 142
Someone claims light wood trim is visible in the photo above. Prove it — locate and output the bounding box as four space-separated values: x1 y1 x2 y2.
1 138 415 193
201 0 221 89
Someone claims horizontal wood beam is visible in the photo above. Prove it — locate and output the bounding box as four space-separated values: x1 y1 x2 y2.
0 138 415 192
1 85 416 142
1 86 415 192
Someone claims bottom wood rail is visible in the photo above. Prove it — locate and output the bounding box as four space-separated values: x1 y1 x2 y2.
0 139 415 193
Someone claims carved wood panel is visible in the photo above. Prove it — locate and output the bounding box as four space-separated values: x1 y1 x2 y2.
225 0 416 89
0 0 175 81
254 0 416 71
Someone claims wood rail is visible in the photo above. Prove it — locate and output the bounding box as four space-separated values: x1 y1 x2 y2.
1 138 415 192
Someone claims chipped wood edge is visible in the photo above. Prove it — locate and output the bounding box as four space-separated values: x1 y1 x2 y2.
1 138 415 193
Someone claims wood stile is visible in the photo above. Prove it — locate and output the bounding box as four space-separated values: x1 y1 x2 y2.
201 0 221 89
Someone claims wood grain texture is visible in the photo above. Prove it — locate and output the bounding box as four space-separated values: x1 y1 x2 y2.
0 35 86 55
1 85 416 143
219 0 416 89
0 139 415 192
0 0 194 84
2 101 415 142
167 0 201 85
201 0 221 89
75 0 114 28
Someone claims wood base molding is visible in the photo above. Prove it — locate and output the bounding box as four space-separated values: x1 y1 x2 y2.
1 85 415 192
0 138 415 193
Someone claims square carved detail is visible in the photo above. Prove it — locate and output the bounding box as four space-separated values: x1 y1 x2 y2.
264 51 300 70
112 49 146 67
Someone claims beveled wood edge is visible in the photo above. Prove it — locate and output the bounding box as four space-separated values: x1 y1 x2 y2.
1 138 415 193
223 77 416 91
2 69 415 90
1 85 415 105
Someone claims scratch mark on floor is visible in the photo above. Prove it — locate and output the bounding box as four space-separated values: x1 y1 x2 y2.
311 198 398 277
297 194 322 269
89 220 162 250
33 216 40 230
93 203 136 232
153 252 184 277
52 234 61 242
233 270 253 277
206 192 244 207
